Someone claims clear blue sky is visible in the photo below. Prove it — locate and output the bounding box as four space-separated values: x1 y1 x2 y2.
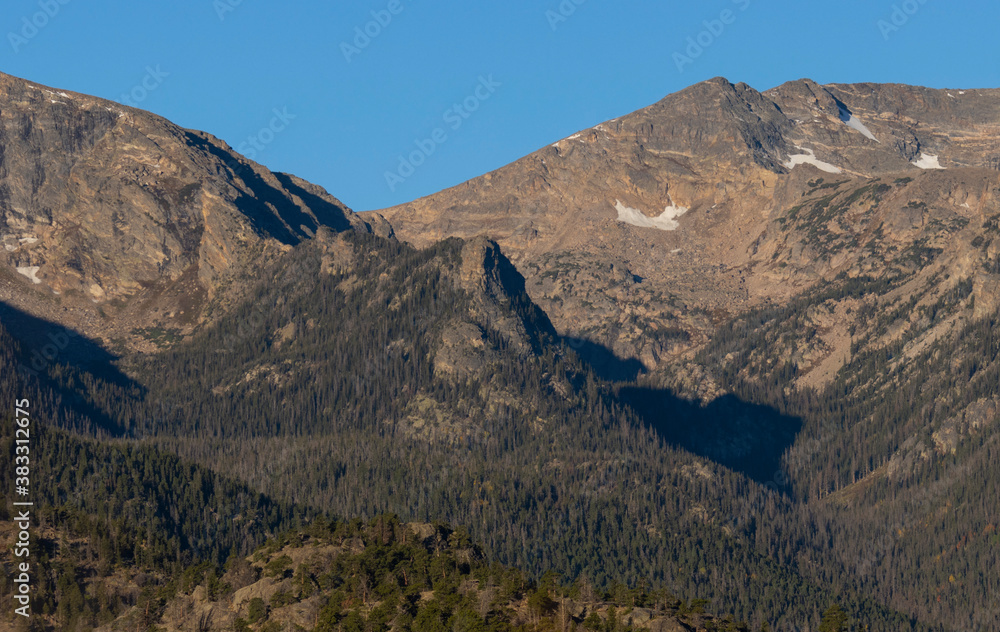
2 0 998 211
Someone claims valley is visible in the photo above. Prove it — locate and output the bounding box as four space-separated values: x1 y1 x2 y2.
1 71 998 631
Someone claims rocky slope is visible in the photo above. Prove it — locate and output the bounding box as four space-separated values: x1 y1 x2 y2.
0 516 748 632
371 78 1000 386
0 71 390 350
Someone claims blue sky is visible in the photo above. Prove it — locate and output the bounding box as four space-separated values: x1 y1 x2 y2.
2 0 998 211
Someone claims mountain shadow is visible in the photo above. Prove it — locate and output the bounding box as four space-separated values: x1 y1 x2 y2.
552 327 800 484
562 337 646 381
0 300 137 437
183 132 353 242
616 385 803 486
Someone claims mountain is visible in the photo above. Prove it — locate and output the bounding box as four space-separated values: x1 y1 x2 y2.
0 71 391 351
372 77 1000 383
368 77 1000 629
2 74 999 632
0 223 928 631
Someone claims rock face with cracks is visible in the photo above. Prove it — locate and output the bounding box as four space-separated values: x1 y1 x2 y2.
371 77 1000 386
0 71 384 347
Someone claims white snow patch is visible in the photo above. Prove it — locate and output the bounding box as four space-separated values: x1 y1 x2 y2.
838 106 879 142
912 153 943 170
19 236 38 244
671 248 683 254
783 147 842 174
961 202 972 209
16 266 42 285
959 91 966 95
57 92 71 98
947 93 955 99
551 133 583 148
614 200 688 231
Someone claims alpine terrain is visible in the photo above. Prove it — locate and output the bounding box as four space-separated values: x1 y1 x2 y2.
1 71 998 631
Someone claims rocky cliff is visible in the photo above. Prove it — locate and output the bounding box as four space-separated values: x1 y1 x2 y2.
371 78 1000 385
0 71 386 349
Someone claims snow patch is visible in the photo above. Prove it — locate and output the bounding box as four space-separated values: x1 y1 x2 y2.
838 106 879 142
614 200 688 231
912 153 943 170
58 92 71 98
783 147 842 174
959 91 966 95
16 266 41 285
19 236 38 244
551 133 583 148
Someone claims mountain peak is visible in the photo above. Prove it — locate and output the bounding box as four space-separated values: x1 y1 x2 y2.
0 72 373 349
373 76 1000 371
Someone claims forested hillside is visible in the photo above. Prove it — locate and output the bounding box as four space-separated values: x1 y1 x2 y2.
3 73 1000 632
2 230 927 631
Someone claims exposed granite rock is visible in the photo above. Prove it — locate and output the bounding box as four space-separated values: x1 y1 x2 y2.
370 77 1000 390
0 71 381 347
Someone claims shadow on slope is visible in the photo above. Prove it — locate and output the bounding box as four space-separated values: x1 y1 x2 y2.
562 337 646 381
184 132 353 242
556 331 800 484
492 248 800 484
616 385 802 485
0 300 136 437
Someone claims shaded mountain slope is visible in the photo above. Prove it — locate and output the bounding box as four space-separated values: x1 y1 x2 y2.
0 71 390 350
371 78 1000 378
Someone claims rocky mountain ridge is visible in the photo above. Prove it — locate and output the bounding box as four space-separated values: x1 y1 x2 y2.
372 78 1000 388
0 71 391 350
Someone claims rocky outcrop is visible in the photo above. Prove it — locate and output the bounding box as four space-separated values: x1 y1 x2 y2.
371 77 1000 386
0 71 379 346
